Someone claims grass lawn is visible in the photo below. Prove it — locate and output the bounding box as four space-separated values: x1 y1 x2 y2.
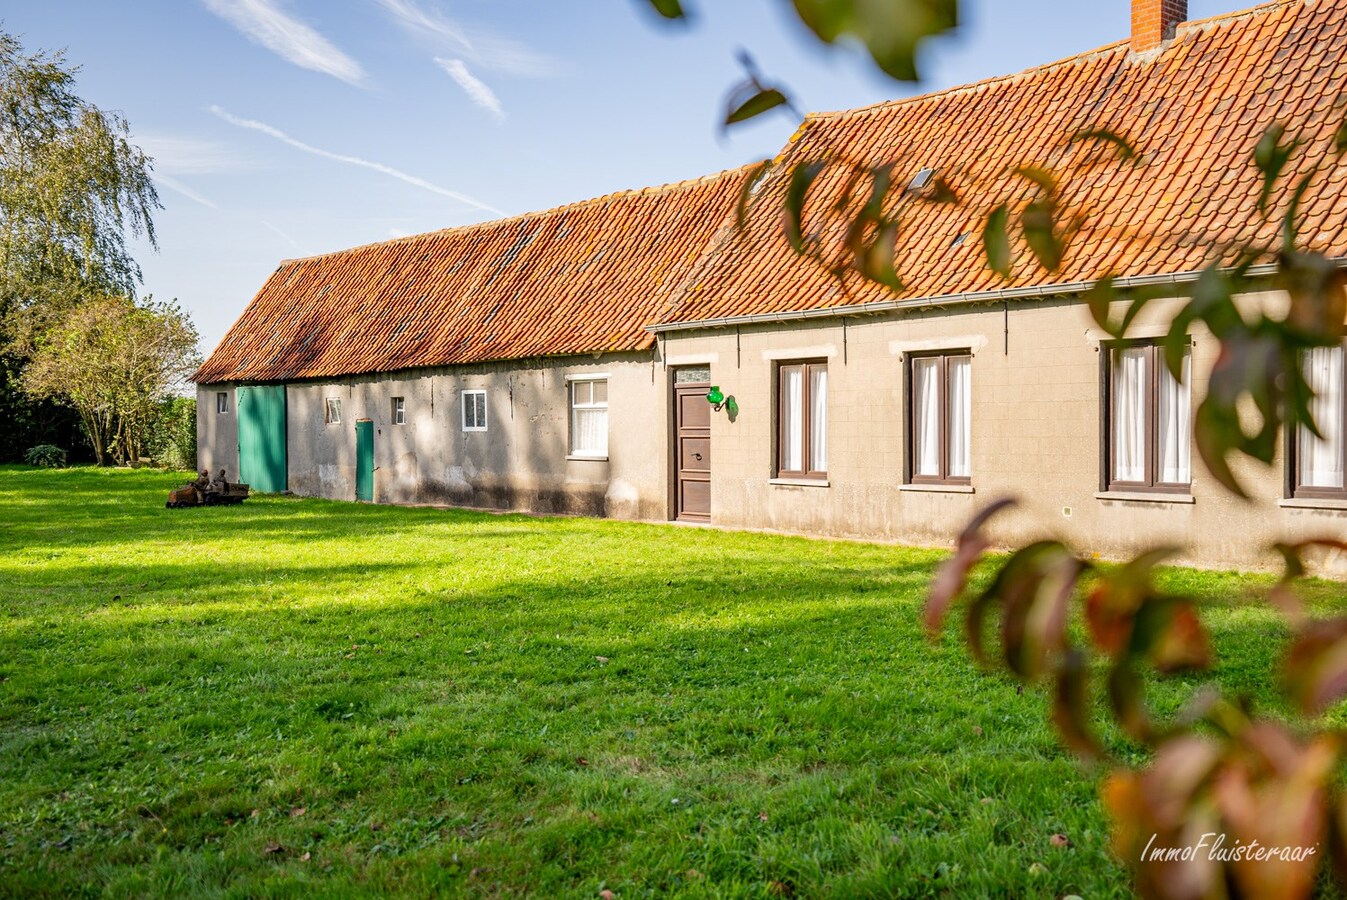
0 466 1339 898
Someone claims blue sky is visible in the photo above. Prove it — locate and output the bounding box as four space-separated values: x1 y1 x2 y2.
2 0 1231 353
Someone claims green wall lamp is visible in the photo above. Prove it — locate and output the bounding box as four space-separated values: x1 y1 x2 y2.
706 386 738 416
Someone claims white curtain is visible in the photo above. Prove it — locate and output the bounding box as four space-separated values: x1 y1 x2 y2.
781 367 803 472
1112 348 1147 483
948 356 971 478
571 381 608 456
809 366 828 472
1157 352 1191 484
913 358 940 477
1300 346 1345 488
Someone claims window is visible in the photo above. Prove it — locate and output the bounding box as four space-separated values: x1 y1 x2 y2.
777 361 827 479
391 396 406 425
325 397 342 425
1104 341 1191 492
907 352 971 484
216 392 229 414
1293 344 1346 498
569 379 608 457
462 390 487 432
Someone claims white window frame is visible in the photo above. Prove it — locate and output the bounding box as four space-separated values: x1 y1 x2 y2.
216 392 229 414
568 377 609 459
325 397 342 425
391 396 406 425
462 390 488 432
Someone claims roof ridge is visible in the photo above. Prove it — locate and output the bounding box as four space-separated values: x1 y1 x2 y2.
275 162 764 267
807 0 1303 124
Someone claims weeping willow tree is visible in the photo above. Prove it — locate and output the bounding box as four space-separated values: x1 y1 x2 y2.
0 30 160 460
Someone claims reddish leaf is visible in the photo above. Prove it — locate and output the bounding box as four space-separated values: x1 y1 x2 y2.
924 497 1017 637
1052 648 1109 762
1283 616 1347 715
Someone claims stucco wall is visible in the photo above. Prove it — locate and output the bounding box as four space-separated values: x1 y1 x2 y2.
195 384 239 479
659 292 1347 572
199 353 668 520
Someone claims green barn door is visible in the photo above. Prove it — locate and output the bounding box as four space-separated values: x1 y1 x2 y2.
236 385 287 493
355 419 373 502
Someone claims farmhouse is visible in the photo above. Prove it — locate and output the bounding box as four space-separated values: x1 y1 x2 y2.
196 0 1347 570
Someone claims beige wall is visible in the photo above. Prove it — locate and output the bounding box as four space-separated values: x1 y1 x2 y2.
201 353 669 520
196 384 238 478
660 292 1347 572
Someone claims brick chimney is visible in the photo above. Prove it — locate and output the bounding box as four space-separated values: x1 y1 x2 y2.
1132 0 1188 52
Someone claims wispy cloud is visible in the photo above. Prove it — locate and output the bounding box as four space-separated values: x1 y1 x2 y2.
155 174 219 210
139 135 257 175
209 105 504 215
261 219 302 250
435 57 504 119
376 0 558 76
202 0 364 85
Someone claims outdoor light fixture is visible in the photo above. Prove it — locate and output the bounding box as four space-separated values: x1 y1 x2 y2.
706 386 726 410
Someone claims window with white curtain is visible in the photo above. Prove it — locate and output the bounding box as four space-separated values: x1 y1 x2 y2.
1295 344 1346 496
569 379 608 458
777 361 827 479
907 352 972 484
1106 342 1191 491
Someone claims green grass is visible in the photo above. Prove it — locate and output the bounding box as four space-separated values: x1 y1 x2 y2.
0 466 1339 898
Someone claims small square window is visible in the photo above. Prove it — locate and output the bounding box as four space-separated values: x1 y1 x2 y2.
216 392 229 414
462 390 487 432
325 397 342 425
392 396 406 425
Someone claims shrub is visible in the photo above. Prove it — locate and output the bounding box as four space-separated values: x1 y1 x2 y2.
24 444 67 468
147 396 196 470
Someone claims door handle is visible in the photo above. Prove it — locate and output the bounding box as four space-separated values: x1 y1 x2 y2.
693 452 702 461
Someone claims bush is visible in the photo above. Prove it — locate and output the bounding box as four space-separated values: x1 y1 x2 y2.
147 396 196 470
24 444 67 468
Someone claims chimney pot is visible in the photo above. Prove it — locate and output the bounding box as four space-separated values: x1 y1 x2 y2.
1132 0 1188 52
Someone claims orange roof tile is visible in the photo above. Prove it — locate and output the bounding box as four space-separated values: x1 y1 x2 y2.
655 0 1347 327
193 166 754 384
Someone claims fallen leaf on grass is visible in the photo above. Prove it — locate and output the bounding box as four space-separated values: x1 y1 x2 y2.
1049 833 1071 848
595 656 610 665
758 811 769 822
300 851 311 861
263 841 284 855
599 891 616 900
290 807 306 818
576 757 590 767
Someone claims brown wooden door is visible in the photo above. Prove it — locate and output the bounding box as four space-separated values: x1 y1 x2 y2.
674 382 711 521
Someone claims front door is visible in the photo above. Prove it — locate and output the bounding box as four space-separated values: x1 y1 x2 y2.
236 384 287 493
674 378 711 522
355 419 373 502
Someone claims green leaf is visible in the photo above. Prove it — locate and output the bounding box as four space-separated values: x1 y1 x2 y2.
783 161 825 253
855 219 903 292
1253 123 1297 214
924 497 1017 637
735 160 773 231
644 0 687 19
1020 200 1062 273
1336 115 1347 156
1052 649 1109 762
723 85 789 128
1084 276 1120 336
1070 128 1138 163
982 204 1011 279
790 0 958 82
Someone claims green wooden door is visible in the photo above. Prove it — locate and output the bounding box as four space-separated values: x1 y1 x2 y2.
236 385 287 493
355 419 373 502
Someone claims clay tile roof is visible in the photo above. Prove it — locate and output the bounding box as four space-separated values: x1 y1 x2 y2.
655 0 1347 327
193 165 754 384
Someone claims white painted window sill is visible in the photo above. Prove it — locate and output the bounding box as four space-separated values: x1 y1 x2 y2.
1095 491 1194 504
1279 498 1347 511
567 455 609 462
770 478 830 488
900 483 975 494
